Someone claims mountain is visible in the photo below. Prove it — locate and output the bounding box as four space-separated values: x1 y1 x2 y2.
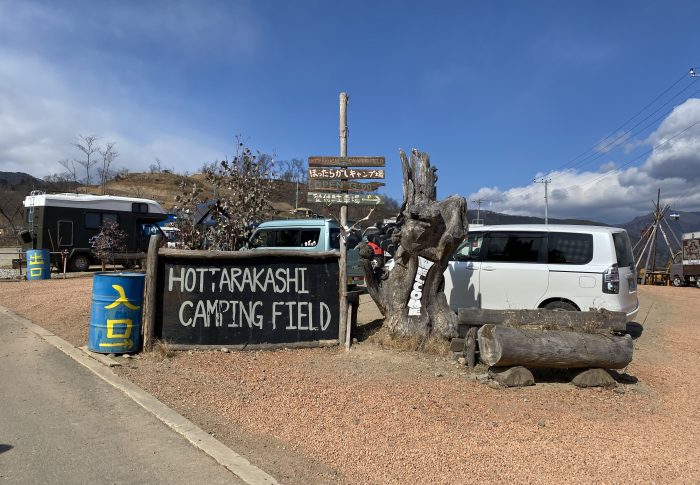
0 171 42 188
468 209 605 227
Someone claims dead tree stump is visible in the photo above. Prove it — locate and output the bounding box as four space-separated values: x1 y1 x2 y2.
360 149 467 339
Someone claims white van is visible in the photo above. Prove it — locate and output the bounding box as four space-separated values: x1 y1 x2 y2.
443 225 639 322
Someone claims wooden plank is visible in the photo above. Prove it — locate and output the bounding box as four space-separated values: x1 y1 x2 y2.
158 248 340 260
477 325 633 369
308 156 385 167
142 234 161 352
308 167 385 180
457 308 627 333
309 179 385 192
307 192 385 206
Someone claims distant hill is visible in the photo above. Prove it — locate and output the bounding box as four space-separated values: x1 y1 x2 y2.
468 209 605 227
0 171 42 188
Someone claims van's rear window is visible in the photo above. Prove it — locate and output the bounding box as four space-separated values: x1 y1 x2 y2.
547 232 593 265
613 232 634 268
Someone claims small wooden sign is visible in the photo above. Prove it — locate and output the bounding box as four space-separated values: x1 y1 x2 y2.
308 168 385 180
308 156 385 167
307 192 385 205
309 179 385 192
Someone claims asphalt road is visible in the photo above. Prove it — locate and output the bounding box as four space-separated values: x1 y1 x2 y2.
0 314 242 484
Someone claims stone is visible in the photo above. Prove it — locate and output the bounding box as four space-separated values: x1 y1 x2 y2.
450 338 466 352
457 357 467 366
221 348 230 353
488 366 535 387
486 380 501 389
571 368 617 388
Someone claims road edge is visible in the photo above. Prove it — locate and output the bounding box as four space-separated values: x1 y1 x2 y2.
0 305 279 485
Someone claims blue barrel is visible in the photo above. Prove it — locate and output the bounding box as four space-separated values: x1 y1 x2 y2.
26 249 51 280
88 272 145 354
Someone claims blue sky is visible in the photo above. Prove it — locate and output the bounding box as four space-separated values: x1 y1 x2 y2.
2 0 700 223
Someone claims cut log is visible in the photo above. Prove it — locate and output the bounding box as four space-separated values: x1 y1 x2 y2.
477 324 633 369
458 308 627 333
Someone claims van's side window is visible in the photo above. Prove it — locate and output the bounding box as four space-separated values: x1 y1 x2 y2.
329 228 340 250
300 229 320 247
452 233 484 261
275 229 300 247
548 232 593 265
484 233 543 263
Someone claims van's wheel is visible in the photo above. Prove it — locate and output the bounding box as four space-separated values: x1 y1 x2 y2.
696 279 700 289
544 301 578 311
69 254 91 272
672 275 684 287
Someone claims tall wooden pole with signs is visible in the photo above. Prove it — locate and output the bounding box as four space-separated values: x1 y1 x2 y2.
339 92 349 349
309 93 386 349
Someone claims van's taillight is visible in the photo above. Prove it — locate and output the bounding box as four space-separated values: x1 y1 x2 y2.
603 264 620 294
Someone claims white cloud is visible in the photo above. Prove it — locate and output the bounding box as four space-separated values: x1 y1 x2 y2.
0 49 226 178
469 98 700 223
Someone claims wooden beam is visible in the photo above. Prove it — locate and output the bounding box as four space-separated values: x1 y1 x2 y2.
309 179 385 192
158 248 340 260
308 156 385 167
142 234 161 352
457 308 627 333
308 167 385 179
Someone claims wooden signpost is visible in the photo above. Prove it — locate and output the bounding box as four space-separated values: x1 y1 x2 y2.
309 92 386 350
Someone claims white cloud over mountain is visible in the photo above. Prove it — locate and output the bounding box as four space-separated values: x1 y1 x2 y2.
470 98 700 223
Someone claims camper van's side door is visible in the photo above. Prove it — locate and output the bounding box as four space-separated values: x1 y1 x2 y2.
444 232 483 310
479 231 549 309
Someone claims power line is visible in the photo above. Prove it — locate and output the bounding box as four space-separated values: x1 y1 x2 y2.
549 70 694 174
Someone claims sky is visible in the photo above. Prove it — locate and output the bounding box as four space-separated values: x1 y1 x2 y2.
2 0 700 224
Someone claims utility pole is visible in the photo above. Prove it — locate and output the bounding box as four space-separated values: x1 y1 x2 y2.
534 178 551 224
471 198 489 224
339 92 349 349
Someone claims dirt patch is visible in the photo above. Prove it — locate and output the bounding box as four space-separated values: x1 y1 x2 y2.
1 280 699 484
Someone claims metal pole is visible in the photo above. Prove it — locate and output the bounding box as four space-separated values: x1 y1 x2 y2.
339 92 349 349
544 179 549 224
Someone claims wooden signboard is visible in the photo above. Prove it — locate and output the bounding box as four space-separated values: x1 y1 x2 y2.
309 179 385 192
308 156 385 167
308 168 385 180
153 250 340 348
307 192 385 205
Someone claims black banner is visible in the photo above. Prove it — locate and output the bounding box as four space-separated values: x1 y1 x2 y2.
155 254 340 345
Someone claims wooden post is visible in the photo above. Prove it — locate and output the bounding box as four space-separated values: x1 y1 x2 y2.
142 234 161 351
339 92 349 349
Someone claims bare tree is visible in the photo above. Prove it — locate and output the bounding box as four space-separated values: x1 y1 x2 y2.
98 142 119 194
73 134 100 192
174 143 275 251
149 157 163 174
58 158 79 189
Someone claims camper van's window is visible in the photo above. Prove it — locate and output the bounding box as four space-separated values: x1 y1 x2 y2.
484 232 544 263
132 203 149 213
547 233 593 264
103 213 118 225
85 212 119 229
85 212 101 229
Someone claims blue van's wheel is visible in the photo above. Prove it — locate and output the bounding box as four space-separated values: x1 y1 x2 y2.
672 275 684 287
544 301 577 311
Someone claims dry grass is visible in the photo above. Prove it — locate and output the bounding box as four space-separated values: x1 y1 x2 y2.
366 325 450 356
151 339 176 361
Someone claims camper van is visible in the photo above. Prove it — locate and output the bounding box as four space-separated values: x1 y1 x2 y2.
443 224 639 322
21 192 167 271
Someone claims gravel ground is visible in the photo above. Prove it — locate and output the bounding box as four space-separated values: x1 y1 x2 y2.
1 279 699 484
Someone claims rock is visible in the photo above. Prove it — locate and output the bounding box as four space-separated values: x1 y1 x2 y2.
221 348 230 353
571 368 617 388
122 353 133 359
476 373 489 383
434 372 443 378
488 366 535 387
449 338 465 352
457 357 467 366
486 380 501 389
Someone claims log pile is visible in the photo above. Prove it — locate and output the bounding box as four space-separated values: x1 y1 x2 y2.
451 308 634 387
